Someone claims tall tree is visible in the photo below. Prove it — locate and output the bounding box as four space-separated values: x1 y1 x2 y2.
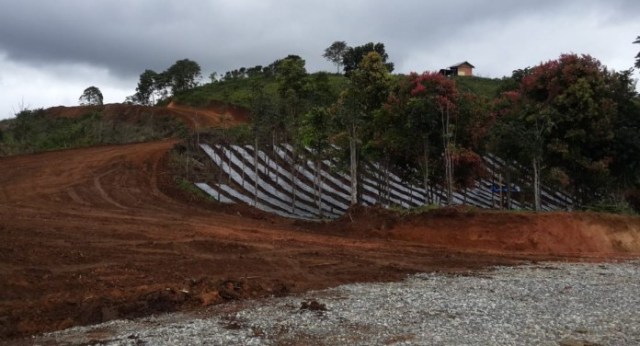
605 69 640 200
301 107 334 215
323 41 349 73
491 91 554 211
521 54 619 205
336 51 391 205
166 59 201 94
79 86 103 106
134 69 158 105
406 72 459 204
342 42 394 75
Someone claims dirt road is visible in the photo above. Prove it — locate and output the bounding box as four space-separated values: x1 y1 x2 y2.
0 139 638 339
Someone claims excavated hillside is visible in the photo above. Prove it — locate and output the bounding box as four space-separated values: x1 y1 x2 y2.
0 103 639 340
45 100 249 129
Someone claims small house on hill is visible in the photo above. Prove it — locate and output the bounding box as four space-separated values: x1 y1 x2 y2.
439 61 475 77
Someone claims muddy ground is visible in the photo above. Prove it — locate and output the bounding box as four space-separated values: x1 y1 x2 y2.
1 137 639 340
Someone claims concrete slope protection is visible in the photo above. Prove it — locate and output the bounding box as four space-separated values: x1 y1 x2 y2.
195 143 573 219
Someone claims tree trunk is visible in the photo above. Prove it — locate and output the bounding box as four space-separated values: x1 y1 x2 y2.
442 107 454 206
384 161 391 206
349 123 358 206
445 145 454 205
423 138 430 205
533 156 541 212
291 148 297 213
314 159 322 216
506 168 512 210
254 137 259 207
272 131 278 185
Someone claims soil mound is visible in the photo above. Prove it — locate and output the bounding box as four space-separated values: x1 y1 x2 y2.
390 209 640 256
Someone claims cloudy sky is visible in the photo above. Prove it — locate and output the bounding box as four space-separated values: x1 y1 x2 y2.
0 0 638 119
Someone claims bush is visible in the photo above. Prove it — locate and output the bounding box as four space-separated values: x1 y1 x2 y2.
584 199 637 215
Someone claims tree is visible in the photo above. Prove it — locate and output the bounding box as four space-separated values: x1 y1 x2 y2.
209 71 218 83
301 107 334 215
520 54 620 205
133 69 158 105
407 73 459 205
336 51 391 205
276 56 307 99
634 36 640 68
323 41 349 73
79 86 103 106
605 69 640 201
166 59 201 94
494 92 554 211
342 42 394 75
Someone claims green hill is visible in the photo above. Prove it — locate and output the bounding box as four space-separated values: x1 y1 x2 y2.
174 73 505 109
174 73 350 109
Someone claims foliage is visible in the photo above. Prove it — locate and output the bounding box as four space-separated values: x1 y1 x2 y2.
167 59 202 94
455 76 505 98
132 69 159 105
583 199 637 215
342 42 394 75
0 108 187 156
323 41 349 72
113 47 640 212
175 176 215 201
79 86 103 106
335 51 392 204
127 59 201 104
634 36 640 69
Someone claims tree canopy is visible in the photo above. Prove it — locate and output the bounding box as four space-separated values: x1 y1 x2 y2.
79 86 103 106
342 42 394 75
634 36 640 69
323 41 348 73
166 59 201 94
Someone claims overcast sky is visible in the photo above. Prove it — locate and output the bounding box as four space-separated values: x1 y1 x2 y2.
0 0 638 119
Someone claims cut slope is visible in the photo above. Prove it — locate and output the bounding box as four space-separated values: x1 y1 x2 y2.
45 101 249 130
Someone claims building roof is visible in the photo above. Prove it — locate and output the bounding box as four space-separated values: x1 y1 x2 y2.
449 61 475 69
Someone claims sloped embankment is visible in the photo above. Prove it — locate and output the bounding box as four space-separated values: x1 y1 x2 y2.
385 209 640 256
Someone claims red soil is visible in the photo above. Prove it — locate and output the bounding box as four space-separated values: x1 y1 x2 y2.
0 139 638 340
45 100 249 129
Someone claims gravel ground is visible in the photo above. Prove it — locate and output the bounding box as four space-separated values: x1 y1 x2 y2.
32 261 640 346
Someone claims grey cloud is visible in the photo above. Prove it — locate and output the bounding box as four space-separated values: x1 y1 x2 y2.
2 0 636 77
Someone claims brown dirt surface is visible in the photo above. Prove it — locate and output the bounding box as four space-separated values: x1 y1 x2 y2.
45 100 249 129
1 140 639 340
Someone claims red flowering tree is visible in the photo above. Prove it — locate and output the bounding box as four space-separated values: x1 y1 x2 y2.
405 72 458 204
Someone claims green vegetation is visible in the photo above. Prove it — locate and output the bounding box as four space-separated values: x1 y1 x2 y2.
4 38 639 214
172 43 639 213
0 108 187 156
453 76 504 98
173 72 349 109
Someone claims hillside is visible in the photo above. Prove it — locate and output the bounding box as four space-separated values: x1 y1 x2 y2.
1 140 639 338
0 101 249 156
173 73 504 109
174 72 350 109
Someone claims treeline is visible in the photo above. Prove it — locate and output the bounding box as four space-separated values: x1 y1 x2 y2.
175 42 640 212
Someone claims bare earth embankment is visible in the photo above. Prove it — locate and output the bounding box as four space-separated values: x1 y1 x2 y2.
1 134 639 342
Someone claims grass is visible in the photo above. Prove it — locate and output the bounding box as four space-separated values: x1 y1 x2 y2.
454 76 505 98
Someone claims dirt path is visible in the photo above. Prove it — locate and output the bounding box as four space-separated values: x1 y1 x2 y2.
0 140 638 339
